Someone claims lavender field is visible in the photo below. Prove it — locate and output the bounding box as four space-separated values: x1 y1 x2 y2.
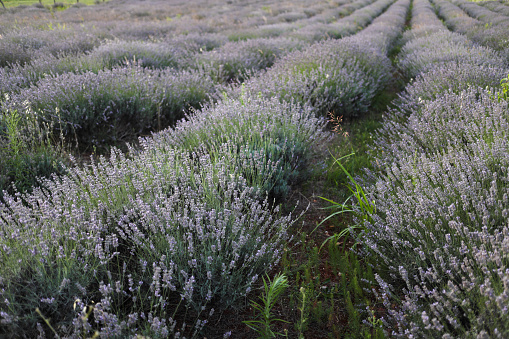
1 0 509 337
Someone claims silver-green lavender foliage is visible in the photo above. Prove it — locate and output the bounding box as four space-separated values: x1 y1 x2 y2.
237 0 411 119
0 141 295 338
395 63 507 116
195 37 306 83
361 0 509 335
397 30 506 79
289 0 396 41
143 95 330 200
0 26 101 67
239 36 392 118
431 0 509 57
480 1 509 17
365 88 509 338
3 65 220 147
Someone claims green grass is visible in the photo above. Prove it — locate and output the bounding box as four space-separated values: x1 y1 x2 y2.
325 113 382 192
2 0 104 8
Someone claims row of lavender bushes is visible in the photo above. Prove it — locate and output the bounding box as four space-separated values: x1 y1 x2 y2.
0 0 402 157
234 0 400 120
361 0 509 336
0 0 373 70
0 35 306 96
0 97 329 338
479 0 509 17
0 0 410 336
2 65 221 150
0 0 400 196
431 0 509 60
0 0 399 97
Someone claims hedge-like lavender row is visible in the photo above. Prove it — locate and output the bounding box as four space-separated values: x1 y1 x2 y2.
0 92 330 337
195 37 307 83
0 35 225 96
354 0 409 52
430 0 480 34
298 0 398 41
367 88 509 339
0 0 389 95
480 1 509 17
396 0 506 104
451 0 509 28
400 0 445 42
431 0 509 58
227 0 386 42
360 0 509 336
2 65 221 149
237 0 407 119
306 0 377 24
325 0 399 38
0 26 103 68
285 0 380 41
397 21 505 79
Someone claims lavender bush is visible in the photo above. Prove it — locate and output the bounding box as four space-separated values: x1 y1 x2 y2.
364 88 509 338
238 36 392 119
143 95 329 200
196 37 306 83
395 63 507 115
0 53 108 96
0 38 201 96
397 30 506 79
0 27 100 67
0 106 67 198
86 40 199 70
0 142 296 337
3 65 220 149
431 0 509 57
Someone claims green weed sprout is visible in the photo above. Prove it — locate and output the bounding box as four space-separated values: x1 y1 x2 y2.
243 273 289 338
497 73 509 103
296 286 308 339
313 152 375 251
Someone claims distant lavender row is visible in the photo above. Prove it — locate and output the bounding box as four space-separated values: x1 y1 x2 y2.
0 0 393 94
431 0 509 58
295 0 398 41
479 0 509 17
2 65 221 148
0 26 103 67
195 37 307 83
284 0 383 41
221 0 377 41
451 0 509 28
397 4 505 80
0 0 326 38
307 0 377 24
0 0 367 66
362 0 509 336
0 37 209 95
237 0 407 119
